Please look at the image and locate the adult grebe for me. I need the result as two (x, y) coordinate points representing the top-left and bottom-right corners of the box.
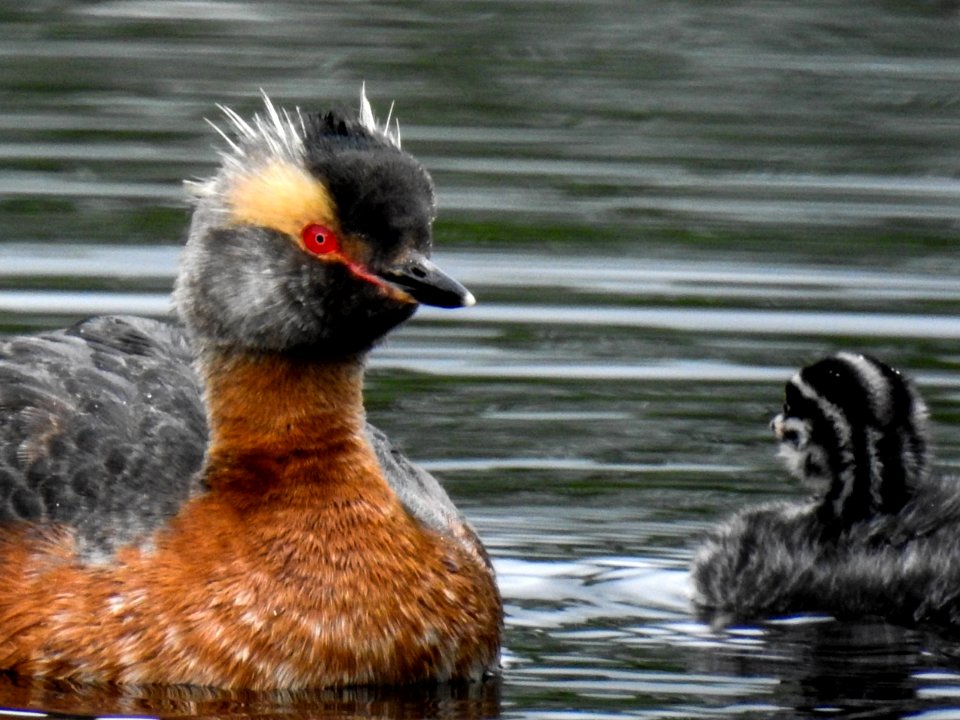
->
(0, 89), (502, 689)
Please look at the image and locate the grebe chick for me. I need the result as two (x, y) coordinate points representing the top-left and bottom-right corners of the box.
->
(0, 90), (501, 689)
(692, 352), (960, 628)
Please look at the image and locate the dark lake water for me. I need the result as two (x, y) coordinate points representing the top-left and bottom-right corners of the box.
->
(3, 1), (960, 718)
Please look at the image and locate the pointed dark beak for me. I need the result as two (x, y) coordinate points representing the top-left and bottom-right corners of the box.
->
(380, 255), (476, 309)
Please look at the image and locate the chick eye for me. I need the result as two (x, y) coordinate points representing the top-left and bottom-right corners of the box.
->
(301, 224), (340, 256)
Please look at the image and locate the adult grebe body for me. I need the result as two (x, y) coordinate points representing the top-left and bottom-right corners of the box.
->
(0, 90), (502, 689)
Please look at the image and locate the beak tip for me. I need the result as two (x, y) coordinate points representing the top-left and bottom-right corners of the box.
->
(380, 255), (475, 309)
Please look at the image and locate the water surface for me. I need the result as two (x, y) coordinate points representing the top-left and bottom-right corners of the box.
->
(2, 2), (960, 718)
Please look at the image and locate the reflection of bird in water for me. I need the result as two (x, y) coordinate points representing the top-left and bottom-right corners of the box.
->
(692, 352), (960, 628)
(685, 619), (928, 716)
(0, 89), (501, 689)
(0, 670), (504, 719)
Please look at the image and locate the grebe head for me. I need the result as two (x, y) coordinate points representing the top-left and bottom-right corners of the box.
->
(174, 88), (473, 359)
(771, 352), (929, 524)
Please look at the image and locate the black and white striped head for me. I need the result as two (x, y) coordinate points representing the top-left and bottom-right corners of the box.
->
(174, 88), (474, 360)
(771, 353), (929, 526)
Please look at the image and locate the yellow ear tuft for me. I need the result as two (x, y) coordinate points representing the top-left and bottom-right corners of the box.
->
(228, 161), (338, 240)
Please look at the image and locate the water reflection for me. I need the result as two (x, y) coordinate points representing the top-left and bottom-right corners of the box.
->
(0, 674), (502, 720)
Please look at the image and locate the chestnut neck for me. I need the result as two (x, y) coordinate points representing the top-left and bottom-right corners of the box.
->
(200, 348), (368, 466)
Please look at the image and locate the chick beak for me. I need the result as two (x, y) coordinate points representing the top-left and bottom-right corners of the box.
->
(770, 413), (784, 439)
(379, 254), (476, 309)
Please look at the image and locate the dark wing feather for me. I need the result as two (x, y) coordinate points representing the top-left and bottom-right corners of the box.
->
(367, 424), (494, 570)
(0, 316), (207, 560)
(0, 315), (477, 563)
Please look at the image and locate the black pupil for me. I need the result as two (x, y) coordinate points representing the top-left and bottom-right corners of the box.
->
(314, 232), (326, 244)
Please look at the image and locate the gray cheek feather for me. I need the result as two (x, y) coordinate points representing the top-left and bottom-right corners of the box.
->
(175, 227), (329, 354)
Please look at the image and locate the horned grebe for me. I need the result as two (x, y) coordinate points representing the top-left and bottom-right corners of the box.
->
(0, 89), (501, 689)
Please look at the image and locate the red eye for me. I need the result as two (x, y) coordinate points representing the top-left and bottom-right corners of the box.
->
(301, 224), (340, 255)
